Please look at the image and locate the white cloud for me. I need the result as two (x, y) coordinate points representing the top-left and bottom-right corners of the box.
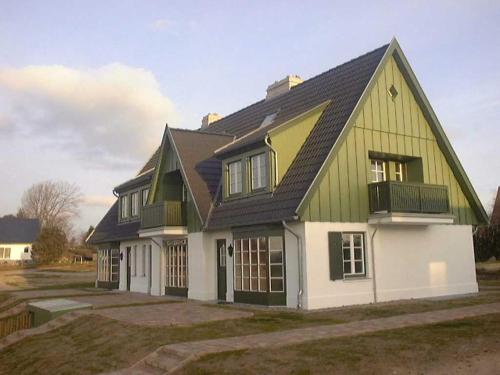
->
(0, 63), (178, 168)
(150, 19), (172, 31)
(82, 195), (116, 208)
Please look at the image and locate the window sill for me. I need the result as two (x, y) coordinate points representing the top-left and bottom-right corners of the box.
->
(341, 276), (371, 282)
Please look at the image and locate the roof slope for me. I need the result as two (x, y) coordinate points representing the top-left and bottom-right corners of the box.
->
(88, 201), (140, 244)
(206, 44), (389, 229)
(0, 217), (40, 243)
(491, 187), (500, 225)
(168, 128), (234, 223)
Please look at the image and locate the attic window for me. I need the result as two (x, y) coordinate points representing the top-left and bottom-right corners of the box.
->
(260, 112), (278, 128)
(388, 85), (398, 100)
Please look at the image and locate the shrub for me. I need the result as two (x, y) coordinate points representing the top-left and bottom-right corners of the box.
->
(31, 226), (68, 264)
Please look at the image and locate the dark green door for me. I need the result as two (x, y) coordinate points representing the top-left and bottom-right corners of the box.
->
(126, 247), (131, 291)
(216, 239), (227, 301)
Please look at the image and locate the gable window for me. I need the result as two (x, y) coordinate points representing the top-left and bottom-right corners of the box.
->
(120, 195), (129, 219)
(250, 153), (267, 190)
(394, 162), (405, 182)
(228, 160), (242, 195)
(142, 188), (149, 206)
(131, 192), (139, 217)
(370, 160), (386, 182)
(342, 233), (365, 276)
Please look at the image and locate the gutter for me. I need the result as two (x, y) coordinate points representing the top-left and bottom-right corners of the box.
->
(282, 220), (303, 309)
(369, 219), (381, 303)
(265, 135), (278, 188)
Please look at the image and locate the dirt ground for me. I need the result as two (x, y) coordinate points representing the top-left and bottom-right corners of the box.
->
(0, 263), (95, 291)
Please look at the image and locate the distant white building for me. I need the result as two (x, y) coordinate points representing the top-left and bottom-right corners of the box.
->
(0, 217), (40, 262)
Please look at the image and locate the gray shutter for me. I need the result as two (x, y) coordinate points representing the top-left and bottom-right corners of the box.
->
(328, 232), (344, 280)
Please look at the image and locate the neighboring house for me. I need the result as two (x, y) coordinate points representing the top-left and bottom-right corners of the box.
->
(0, 217), (40, 262)
(490, 187), (500, 225)
(89, 39), (488, 309)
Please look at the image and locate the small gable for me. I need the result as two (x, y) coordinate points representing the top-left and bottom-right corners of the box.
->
(299, 47), (486, 225)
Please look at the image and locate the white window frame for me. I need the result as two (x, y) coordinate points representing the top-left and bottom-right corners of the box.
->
(165, 239), (188, 288)
(120, 195), (129, 219)
(0, 247), (11, 259)
(142, 188), (149, 206)
(250, 153), (267, 191)
(131, 192), (139, 217)
(395, 162), (405, 182)
(342, 233), (366, 277)
(228, 160), (242, 195)
(371, 160), (386, 182)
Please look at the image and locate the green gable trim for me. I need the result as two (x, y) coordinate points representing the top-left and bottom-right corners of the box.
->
(297, 38), (488, 225)
(148, 126), (169, 205)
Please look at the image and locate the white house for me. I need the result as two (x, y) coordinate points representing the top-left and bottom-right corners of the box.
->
(0, 217), (40, 262)
(89, 39), (487, 309)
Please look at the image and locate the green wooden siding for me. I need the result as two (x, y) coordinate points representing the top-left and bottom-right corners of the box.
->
(269, 101), (330, 185)
(300, 56), (479, 225)
(148, 134), (203, 232)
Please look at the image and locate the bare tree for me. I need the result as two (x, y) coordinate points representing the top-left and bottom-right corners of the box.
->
(18, 181), (82, 233)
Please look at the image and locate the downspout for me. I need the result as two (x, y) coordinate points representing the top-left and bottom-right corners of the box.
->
(265, 135), (278, 188)
(370, 220), (381, 303)
(150, 237), (163, 295)
(282, 220), (303, 309)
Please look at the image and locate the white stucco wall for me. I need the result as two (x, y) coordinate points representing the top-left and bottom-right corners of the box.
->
(302, 222), (478, 310)
(187, 230), (232, 301)
(119, 239), (155, 294)
(0, 243), (32, 261)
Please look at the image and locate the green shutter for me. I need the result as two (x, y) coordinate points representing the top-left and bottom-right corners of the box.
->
(328, 232), (344, 280)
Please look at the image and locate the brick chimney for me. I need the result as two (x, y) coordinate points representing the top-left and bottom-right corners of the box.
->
(266, 75), (303, 100)
(201, 113), (223, 129)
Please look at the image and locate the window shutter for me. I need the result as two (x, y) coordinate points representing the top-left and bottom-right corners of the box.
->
(328, 232), (344, 280)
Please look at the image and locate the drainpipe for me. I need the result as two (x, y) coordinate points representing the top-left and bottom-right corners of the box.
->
(370, 220), (381, 303)
(282, 220), (303, 309)
(265, 135), (278, 188)
(150, 237), (163, 296)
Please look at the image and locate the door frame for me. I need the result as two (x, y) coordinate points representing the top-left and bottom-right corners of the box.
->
(216, 239), (227, 301)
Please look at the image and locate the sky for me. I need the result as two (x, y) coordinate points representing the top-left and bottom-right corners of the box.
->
(0, 0), (499, 234)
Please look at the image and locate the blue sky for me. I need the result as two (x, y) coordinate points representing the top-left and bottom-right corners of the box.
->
(0, 0), (499, 233)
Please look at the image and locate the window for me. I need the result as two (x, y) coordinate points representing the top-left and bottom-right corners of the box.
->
(228, 161), (242, 195)
(394, 162), (405, 182)
(142, 188), (149, 206)
(371, 160), (386, 182)
(165, 239), (188, 288)
(142, 244), (146, 277)
(131, 192), (139, 217)
(250, 153), (267, 191)
(219, 243), (226, 267)
(24, 247), (29, 253)
(259, 112), (278, 128)
(120, 195), (129, 219)
(342, 233), (365, 277)
(97, 249), (120, 282)
(0, 247), (11, 259)
(234, 235), (284, 293)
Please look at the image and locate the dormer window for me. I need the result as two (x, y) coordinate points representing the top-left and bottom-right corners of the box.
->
(228, 160), (242, 195)
(120, 195), (129, 219)
(131, 192), (139, 217)
(251, 153), (267, 190)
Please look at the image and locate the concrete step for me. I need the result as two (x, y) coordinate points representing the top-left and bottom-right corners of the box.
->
(144, 350), (186, 372)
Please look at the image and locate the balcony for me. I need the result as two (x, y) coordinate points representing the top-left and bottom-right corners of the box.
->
(368, 181), (453, 225)
(140, 201), (186, 230)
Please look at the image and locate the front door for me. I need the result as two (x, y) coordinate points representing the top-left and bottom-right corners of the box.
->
(216, 239), (227, 301)
(126, 247), (131, 291)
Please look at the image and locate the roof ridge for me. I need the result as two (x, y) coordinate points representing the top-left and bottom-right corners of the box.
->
(169, 127), (235, 138)
(204, 43), (390, 132)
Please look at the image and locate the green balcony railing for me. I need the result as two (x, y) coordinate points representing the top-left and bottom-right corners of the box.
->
(140, 201), (186, 229)
(368, 181), (449, 214)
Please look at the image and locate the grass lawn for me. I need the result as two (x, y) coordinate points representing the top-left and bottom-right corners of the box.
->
(0, 291), (499, 374)
(180, 313), (500, 374)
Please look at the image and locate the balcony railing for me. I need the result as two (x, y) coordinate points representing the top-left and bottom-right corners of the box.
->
(140, 201), (186, 229)
(368, 181), (449, 214)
